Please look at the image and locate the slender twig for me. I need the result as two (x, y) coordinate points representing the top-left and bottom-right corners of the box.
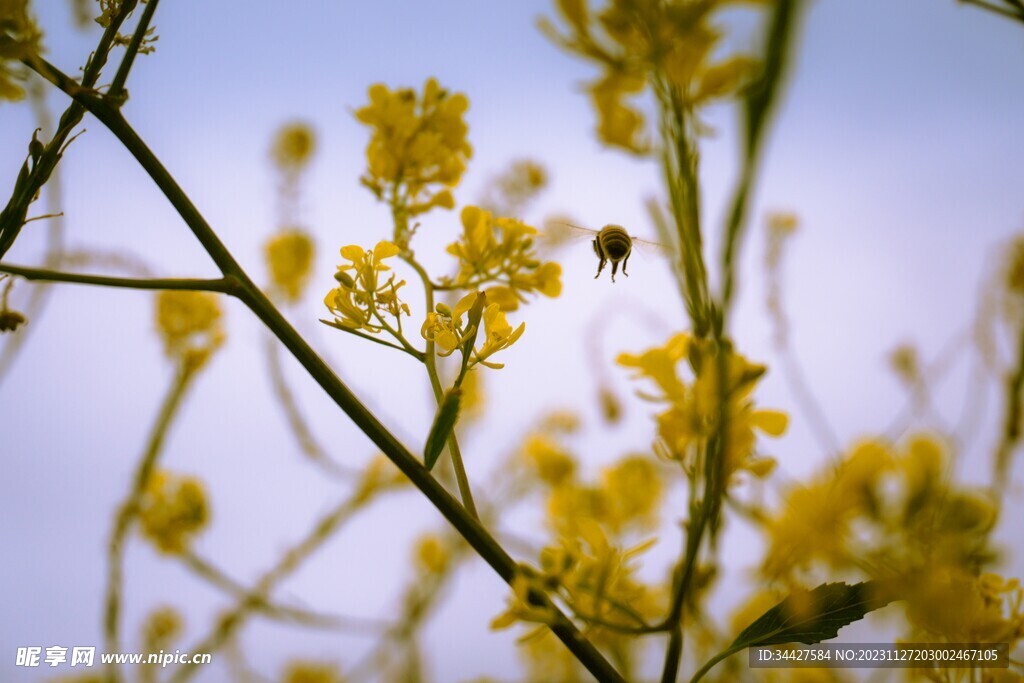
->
(108, 0), (161, 102)
(263, 334), (360, 478)
(0, 78), (65, 385)
(169, 494), (368, 683)
(403, 254), (481, 520)
(0, 262), (237, 294)
(105, 361), (196, 682)
(25, 56), (623, 683)
(960, 0), (1024, 22)
(181, 551), (386, 633)
(319, 317), (424, 361)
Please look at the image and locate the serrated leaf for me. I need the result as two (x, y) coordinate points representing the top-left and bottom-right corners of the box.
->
(424, 387), (462, 471)
(731, 581), (891, 649)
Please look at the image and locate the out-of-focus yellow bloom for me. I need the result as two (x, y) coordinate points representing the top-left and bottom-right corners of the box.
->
(543, 0), (761, 153)
(265, 229), (315, 302)
(138, 471), (209, 554)
(154, 291), (224, 369)
(522, 434), (576, 487)
(619, 334), (787, 483)
(270, 122), (316, 172)
(480, 159), (549, 216)
(324, 241), (410, 334)
(414, 533), (450, 575)
(355, 78), (471, 215)
(444, 206), (562, 309)
(493, 522), (657, 633)
(761, 433), (1010, 652)
(142, 606), (182, 650)
(0, 0), (41, 102)
(601, 456), (662, 531)
(353, 454), (409, 505)
(281, 660), (344, 683)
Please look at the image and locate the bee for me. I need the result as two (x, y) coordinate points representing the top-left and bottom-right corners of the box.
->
(555, 223), (666, 282)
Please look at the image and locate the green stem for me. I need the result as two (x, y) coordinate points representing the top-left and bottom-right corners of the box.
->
(105, 360), (196, 682)
(320, 317), (425, 361)
(404, 254), (480, 520)
(689, 645), (742, 683)
(27, 56), (622, 683)
(0, 262), (236, 294)
(108, 0), (160, 102)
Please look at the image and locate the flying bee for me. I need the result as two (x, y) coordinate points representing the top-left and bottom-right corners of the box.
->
(553, 223), (667, 282)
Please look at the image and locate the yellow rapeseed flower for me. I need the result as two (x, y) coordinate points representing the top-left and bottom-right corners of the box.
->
(281, 660), (345, 683)
(138, 471), (209, 554)
(324, 241), (410, 334)
(0, 0), (41, 102)
(265, 229), (315, 302)
(444, 206), (562, 309)
(270, 121), (317, 172)
(355, 78), (471, 214)
(154, 291), (224, 368)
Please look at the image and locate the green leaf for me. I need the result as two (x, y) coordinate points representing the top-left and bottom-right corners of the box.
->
(731, 581), (891, 649)
(424, 387), (462, 471)
(689, 581), (892, 683)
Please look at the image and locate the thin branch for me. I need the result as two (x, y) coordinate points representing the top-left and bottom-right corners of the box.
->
(320, 317), (425, 361)
(181, 551), (386, 633)
(960, 0), (1024, 23)
(105, 361), (196, 682)
(0, 262), (238, 295)
(108, 0), (161, 101)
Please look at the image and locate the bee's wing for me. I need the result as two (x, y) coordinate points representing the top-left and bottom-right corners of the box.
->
(630, 235), (672, 259)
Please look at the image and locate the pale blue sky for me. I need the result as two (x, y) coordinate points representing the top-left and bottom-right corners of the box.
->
(2, 1), (1023, 681)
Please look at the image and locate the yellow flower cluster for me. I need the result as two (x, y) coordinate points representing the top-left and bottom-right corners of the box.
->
(761, 435), (1023, 654)
(0, 0), (41, 102)
(271, 122), (316, 173)
(544, 0), (762, 153)
(355, 78), (470, 215)
(323, 241), (409, 334)
(154, 291), (224, 369)
(420, 291), (525, 369)
(618, 333), (786, 482)
(281, 660), (345, 683)
(265, 229), (315, 302)
(141, 606), (182, 651)
(492, 521), (658, 632)
(413, 533), (451, 575)
(138, 471), (209, 554)
(481, 159), (549, 216)
(444, 206), (562, 310)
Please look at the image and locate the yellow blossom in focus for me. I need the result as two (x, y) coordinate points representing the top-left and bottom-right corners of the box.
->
(420, 291), (526, 368)
(0, 0), (41, 102)
(265, 229), (315, 302)
(444, 206), (562, 309)
(323, 241), (410, 334)
(154, 291), (224, 368)
(138, 471), (209, 554)
(355, 78), (471, 215)
(271, 122), (316, 172)
(281, 660), (344, 683)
